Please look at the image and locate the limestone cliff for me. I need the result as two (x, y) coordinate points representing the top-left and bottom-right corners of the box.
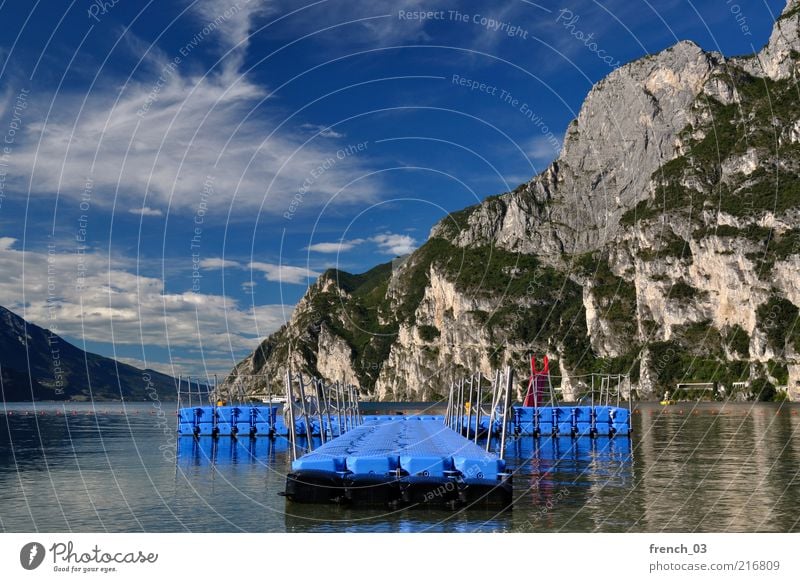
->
(224, 2), (800, 402)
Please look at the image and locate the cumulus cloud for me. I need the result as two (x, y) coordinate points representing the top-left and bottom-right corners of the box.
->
(0, 244), (290, 355)
(371, 233), (417, 255)
(200, 257), (241, 269)
(248, 261), (321, 284)
(0, 237), (16, 251)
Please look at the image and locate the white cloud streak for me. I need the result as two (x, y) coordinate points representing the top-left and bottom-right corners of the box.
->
(128, 206), (164, 216)
(248, 261), (321, 284)
(305, 239), (365, 253)
(200, 257), (241, 269)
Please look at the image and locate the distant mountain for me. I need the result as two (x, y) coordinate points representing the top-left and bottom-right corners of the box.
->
(223, 1), (800, 402)
(0, 305), (178, 402)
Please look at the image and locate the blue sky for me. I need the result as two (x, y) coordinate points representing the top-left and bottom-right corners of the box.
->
(0, 0), (788, 379)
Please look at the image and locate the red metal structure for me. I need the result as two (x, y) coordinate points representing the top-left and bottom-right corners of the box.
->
(523, 355), (549, 407)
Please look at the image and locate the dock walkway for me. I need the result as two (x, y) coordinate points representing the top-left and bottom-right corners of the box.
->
(284, 417), (512, 508)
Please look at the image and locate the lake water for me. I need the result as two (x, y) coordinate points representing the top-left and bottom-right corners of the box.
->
(1, 401), (798, 532)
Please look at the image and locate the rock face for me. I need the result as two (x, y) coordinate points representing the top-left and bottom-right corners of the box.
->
(224, 3), (800, 402)
(740, 0), (800, 80)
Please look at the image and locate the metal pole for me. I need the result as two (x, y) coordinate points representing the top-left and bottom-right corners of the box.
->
(356, 386), (362, 426)
(315, 379), (326, 444)
(485, 370), (500, 453)
(176, 375), (181, 433)
(335, 381), (343, 436)
(454, 379), (461, 433)
(353, 385), (360, 426)
(344, 384), (351, 432)
(499, 366), (513, 461)
(285, 371), (297, 461)
(297, 373), (314, 448)
(444, 382), (453, 428)
(591, 375), (595, 434)
(474, 374), (482, 444)
(466, 373), (474, 438)
(323, 381), (334, 439)
(458, 378), (465, 434)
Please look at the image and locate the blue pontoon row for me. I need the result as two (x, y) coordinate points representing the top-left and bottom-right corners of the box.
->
(510, 406), (631, 436)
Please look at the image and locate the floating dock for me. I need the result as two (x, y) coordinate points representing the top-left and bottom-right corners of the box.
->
(175, 366), (632, 510)
(283, 417), (512, 508)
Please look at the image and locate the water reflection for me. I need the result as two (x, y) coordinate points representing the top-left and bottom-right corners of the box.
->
(1, 402), (798, 532)
(176, 436), (291, 466)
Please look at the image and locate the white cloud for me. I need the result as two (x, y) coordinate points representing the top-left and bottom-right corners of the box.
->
(526, 134), (563, 163)
(0, 237), (16, 251)
(116, 355), (246, 378)
(200, 257), (241, 269)
(371, 233), (417, 255)
(128, 206), (163, 216)
(305, 239), (364, 253)
(4, 2), (378, 218)
(0, 244), (290, 355)
(248, 261), (321, 285)
(300, 123), (345, 139)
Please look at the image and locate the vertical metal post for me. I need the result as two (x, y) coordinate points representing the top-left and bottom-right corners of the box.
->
(485, 370), (500, 453)
(323, 381), (333, 440)
(590, 375), (596, 434)
(466, 373), (474, 438)
(474, 374), (482, 444)
(444, 382), (453, 428)
(499, 366), (513, 461)
(268, 387), (274, 435)
(454, 379), (461, 433)
(285, 371), (297, 461)
(458, 378), (465, 434)
(353, 385), (360, 426)
(297, 373), (314, 448)
(315, 379), (326, 444)
(175, 375), (181, 433)
(344, 385), (351, 432)
(334, 381), (343, 436)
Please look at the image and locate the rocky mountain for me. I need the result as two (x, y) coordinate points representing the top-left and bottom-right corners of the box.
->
(223, 1), (800, 402)
(0, 305), (179, 401)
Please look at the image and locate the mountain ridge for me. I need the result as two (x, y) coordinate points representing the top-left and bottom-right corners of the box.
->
(0, 304), (179, 402)
(222, 1), (800, 403)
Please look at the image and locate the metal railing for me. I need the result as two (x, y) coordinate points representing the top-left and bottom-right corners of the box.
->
(443, 366), (513, 461)
(284, 369), (362, 460)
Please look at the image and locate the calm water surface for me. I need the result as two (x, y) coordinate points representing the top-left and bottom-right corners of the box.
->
(1, 401), (798, 532)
